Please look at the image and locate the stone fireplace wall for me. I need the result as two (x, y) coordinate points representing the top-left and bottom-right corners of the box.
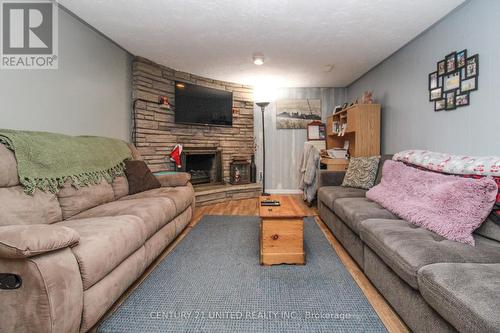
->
(132, 57), (254, 182)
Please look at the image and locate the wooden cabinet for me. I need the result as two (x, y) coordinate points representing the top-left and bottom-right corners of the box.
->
(323, 104), (381, 163)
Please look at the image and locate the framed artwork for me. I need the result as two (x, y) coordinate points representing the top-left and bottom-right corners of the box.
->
(307, 121), (326, 140)
(429, 49), (478, 111)
(437, 60), (446, 75)
(276, 99), (321, 129)
(333, 105), (343, 114)
(456, 93), (470, 107)
(445, 91), (456, 110)
(461, 76), (478, 92)
(456, 49), (467, 68)
(443, 72), (460, 92)
(466, 54), (479, 78)
(429, 72), (438, 90)
(445, 52), (456, 73)
(435, 99), (446, 111)
(430, 88), (442, 101)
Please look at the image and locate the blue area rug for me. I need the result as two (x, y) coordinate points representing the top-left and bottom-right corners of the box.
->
(98, 216), (387, 333)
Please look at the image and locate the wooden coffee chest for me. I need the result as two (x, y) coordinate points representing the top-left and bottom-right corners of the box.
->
(259, 195), (307, 265)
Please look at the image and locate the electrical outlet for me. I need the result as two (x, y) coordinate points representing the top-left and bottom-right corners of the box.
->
(259, 171), (263, 182)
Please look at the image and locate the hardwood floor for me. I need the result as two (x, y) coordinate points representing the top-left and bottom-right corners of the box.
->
(191, 195), (317, 224)
(192, 196), (410, 333)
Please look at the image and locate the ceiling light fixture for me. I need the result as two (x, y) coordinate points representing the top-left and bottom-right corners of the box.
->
(253, 53), (265, 66)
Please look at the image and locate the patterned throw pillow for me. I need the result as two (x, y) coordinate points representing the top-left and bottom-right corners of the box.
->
(342, 156), (381, 190)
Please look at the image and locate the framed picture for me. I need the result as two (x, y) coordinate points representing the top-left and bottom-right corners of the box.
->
(438, 75), (443, 87)
(307, 121), (326, 140)
(443, 72), (460, 92)
(466, 54), (479, 78)
(461, 76), (478, 92)
(445, 52), (456, 73)
(429, 87), (442, 101)
(276, 99), (321, 129)
(456, 93), (470, 107)
(333, 105), (343, 114)
(456, 49), (467, 68)
(445, 91), (456, 110)
(341, 102), (348, 109)
(429, 72), (438, 90)
(435, 99), (446, 111)
(437, 60), (446, 75)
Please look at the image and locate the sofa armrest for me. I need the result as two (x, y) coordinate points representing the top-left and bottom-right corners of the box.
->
(155, 172), (191, 187)
(317, 170), (346, 188)
(0, 248), (83, 332)
(0, 224), (80, 259)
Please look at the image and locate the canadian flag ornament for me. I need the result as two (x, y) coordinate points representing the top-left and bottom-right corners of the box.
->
(169, 144), (183, 168)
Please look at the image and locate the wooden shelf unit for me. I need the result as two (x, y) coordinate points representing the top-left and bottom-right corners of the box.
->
(322, 104), (381, 170)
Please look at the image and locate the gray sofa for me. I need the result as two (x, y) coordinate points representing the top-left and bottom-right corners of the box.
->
(317, 156), (500, 333)
(0, 143), (195, 333)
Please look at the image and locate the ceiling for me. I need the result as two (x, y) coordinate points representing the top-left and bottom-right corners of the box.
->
(60, 0), (464, 88)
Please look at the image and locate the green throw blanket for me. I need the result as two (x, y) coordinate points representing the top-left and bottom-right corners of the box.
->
(0, 129), (132, 194)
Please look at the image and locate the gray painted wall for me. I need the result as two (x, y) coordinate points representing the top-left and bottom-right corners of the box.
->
(347, 0), (499, 156)
(0, 8), (132, 141)
(254, 88), (346, 192)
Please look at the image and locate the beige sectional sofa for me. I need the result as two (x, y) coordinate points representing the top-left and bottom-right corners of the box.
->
(0, 143), (195, 333)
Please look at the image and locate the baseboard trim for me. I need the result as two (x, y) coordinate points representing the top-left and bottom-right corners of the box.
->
(266, 189), (303, 194)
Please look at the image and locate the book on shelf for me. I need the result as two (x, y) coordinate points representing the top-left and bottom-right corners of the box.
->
(340, 124), (347, 136)
(332, 121), (340, 134)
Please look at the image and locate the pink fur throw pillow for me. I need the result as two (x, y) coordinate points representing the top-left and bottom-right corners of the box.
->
(366, 160), (498, 245)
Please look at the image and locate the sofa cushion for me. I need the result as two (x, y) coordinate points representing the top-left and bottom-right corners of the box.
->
(374, 154), (393, 186)
(360, 218), (500, 289)
(111, 176), (129, 200)
(334, 197), (398, 234)
(0, 144), (19, 187)
(57, 179), (115, 219)
(80, 246), (146, 332)
(127, 143), (143, 161)
(0, 186), (62, 226)
(475, 217), (500, 242)
(120, 184), (194, 216)
(418, 263), (500, 333)
(69, 197), (177, 238)
(59, 215), (147, 290)
(317, 186), (366, 209)
(124, 160), (161, 195)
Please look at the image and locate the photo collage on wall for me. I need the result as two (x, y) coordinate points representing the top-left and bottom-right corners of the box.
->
(429, 49), (479, 111)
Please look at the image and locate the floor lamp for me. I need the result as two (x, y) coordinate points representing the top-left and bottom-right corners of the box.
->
(256, 102), (270, 196)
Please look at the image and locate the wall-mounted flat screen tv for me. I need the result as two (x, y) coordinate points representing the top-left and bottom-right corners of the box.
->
(174, 82), (233, 126)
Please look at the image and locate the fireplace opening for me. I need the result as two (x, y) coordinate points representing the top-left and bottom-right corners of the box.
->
(181, 148), (223, 185)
